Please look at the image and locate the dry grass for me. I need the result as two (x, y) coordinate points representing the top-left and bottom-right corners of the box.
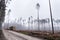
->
(13, 30), (60, 40)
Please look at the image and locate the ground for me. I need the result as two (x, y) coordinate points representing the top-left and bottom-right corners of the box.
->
(0, 30), (6, 40)
(3, 30), (44, 40)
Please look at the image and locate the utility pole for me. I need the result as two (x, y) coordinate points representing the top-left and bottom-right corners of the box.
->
(36, 3), (40, 31)
(49, 0), (54, 34)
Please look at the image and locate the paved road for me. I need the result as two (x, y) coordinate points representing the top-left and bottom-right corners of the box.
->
(3, 30), (44, 40)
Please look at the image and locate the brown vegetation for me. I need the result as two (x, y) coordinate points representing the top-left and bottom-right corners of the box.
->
(13, 30), (60, 40)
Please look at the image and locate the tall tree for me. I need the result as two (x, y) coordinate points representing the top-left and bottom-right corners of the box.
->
(36, 3), (40, 31)
(0, 0), (6, 40)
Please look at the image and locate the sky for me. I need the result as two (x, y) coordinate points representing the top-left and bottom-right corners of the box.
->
(4, 0), (60, 23)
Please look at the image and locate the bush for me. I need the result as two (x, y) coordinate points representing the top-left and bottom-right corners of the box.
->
(47, 36), (55, 40)
(55, 38), (60, 40)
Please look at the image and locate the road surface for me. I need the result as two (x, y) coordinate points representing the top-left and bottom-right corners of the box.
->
(3, 30), (44, 40)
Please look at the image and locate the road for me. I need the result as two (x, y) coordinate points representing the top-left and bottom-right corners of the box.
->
(3, 30), (44, 40)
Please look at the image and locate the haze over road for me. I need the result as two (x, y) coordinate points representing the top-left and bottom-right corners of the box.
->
(3, 30), (44, 40)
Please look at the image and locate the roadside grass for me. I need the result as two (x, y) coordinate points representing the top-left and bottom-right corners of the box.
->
(12, 30), (60, 40)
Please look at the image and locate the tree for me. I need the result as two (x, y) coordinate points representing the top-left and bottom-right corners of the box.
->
(40, 19), (47, 31)
(0, 0), (11, 40)
(55, 19), (60, 31)
(20, 17), (22, 25)
(30, 16), (33, 30)
(0, 0), (6, 40)
(47, 18), (50, 32)
(28, 17), (30, 30)
(36, 3), (40, 31)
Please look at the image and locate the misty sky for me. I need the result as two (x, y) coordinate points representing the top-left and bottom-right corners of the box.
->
(5, 0), (60, 22)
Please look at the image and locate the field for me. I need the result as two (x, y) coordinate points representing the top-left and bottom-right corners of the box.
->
(11, 30), (60, 40)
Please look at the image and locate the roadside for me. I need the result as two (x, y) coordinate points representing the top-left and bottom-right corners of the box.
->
(3, 30), (44, 40)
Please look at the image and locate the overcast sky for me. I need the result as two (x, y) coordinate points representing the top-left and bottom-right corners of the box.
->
(5, 0), (60, 22)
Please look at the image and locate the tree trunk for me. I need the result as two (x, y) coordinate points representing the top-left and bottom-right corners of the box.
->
(0, 22), (6, 40)
(0, 0), (6, 40)
(0, 30), (6, 40)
